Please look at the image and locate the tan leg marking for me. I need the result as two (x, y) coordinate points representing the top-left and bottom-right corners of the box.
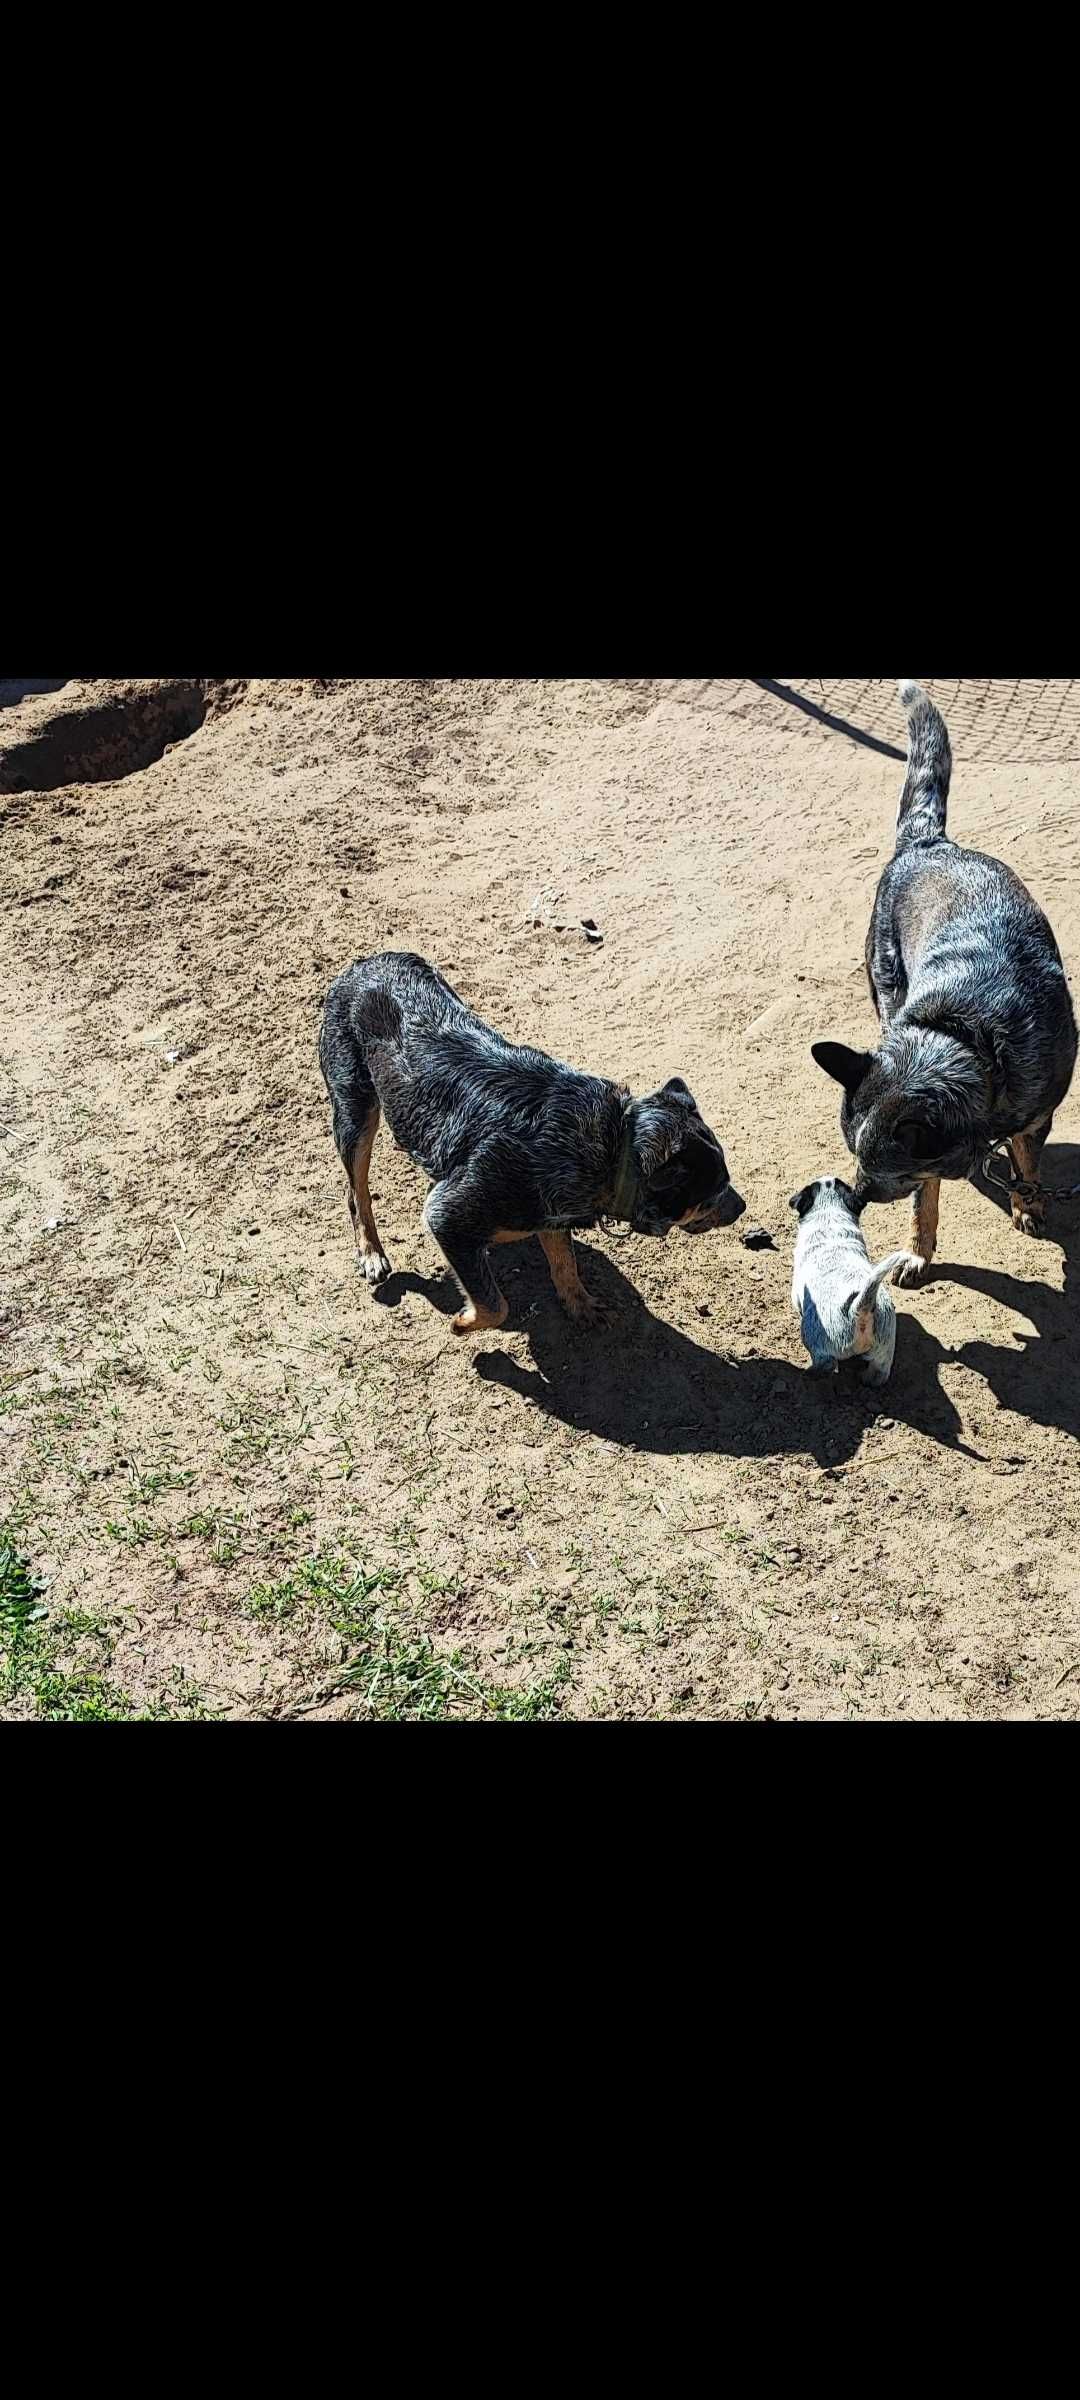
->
(538, 1229), (606, 1327)
(1006, 1134), (1045, 1237)
(349, 1113), (391, 1285)
(893, 1176), (940, 1287)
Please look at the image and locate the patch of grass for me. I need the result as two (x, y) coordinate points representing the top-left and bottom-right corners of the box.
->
(482, 1672), (566, 1721)
(2, 1562), (215, 1721)
(243, 1547), (400, 1627)
(245, 1544), (568, 1723)
(177, 1510), (221, 1541)
(126, 1465), (196, 1507)
(103, 1516), (157, 1548)
(336, 1628), (477, 1720)
(0, 1527), (48, 1647)
(32, 1668), (135, 1723)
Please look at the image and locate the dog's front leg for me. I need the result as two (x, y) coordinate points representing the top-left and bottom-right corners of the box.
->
(1006, 1133), (1046, 1237)
(422, 1182), (509, 1336)
(538, 1229), (606, 1327)
(893, 1177), (939, 1285)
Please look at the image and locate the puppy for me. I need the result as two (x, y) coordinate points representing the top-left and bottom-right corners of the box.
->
(319, 952), (745, 1334)
(790, 1177), (920, 1384)
(812, 679), (1077, 1284)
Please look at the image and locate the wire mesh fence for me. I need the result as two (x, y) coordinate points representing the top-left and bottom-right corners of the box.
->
(609, 679), (1080, 765)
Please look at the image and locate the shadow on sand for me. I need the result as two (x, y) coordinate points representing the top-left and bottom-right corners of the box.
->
(370, 1145), (1080, 1461)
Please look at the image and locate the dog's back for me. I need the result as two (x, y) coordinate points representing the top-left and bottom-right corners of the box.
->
(867, 685), (1077, 1117)
(319, 950), (617, 1189)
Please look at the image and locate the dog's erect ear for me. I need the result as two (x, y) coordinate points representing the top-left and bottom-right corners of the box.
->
(811, 1041), (873, 1096)
(789, 1182), (819, 1217)
(660, 1077), (695, 1108)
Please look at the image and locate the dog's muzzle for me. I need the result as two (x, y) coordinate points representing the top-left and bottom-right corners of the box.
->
(684, 1184), (746, 1232)
(853, 1170), (919, 1207)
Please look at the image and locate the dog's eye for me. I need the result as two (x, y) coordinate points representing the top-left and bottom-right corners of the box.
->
(897, 1118), (939, 1158)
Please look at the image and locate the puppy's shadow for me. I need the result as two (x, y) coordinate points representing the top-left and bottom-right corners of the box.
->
(469, 1241), (976, 1464)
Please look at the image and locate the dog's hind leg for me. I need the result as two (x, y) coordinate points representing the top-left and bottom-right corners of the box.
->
(423, 1181), (509, 1336)
(538, 1229), (606, 1328)
(1006, 1127), (1049, 1237)
(859, 1309), (896, 1388)
(893, 1177), (940, 1285)
(347, 1104), (392, 1286)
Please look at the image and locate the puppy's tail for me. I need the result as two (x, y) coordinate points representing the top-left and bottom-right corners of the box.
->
(895, 680), (952, 849)
(848, 1251), (921, 1351)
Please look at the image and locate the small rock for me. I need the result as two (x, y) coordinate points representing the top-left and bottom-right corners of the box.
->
(580, 918), (604, 945)
(740, 1223), (776, 1251)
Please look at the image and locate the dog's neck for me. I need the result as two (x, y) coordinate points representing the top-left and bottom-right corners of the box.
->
(609, 1112), (640, 1223)
(890, 1017), (992, 1107)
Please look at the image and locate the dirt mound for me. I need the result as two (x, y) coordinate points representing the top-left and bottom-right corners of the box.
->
(0, 678), (254, 794)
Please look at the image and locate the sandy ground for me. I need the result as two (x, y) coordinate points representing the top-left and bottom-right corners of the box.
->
(2, 676), (1079, 1721)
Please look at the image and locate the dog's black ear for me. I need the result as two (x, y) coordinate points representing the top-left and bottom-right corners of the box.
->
(811, 1041), (873, 1096)
(789, 1182), (818, 1217)
(660, 1077), (695, 1108)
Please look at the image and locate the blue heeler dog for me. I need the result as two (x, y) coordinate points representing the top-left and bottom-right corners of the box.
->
(811, 681), (1077, 1284)
(319, 952), (745, 1334)
(790, 1176), (920, 1384)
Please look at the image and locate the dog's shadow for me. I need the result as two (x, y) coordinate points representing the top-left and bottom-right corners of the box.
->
(933, 1140), (1080, 1444)
(374, 1147), (1080, 1458)
(441, 1241), (983, 1465)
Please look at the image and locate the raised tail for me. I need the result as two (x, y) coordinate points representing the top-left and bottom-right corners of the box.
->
(895, 679), (952, 849)
(849, 1251), (922, 1350)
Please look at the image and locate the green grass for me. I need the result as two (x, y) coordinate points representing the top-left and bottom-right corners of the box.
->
(244, 1548), (401, 1627)
(1, 1532), (213, 1723)
(0, 1527), (48, 1645)
(241, 1545), (568, 1722)
(31, 1668), (135, 1723)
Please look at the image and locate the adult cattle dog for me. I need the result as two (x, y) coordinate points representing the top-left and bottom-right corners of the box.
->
(319, 952), (744, 1334)
(812, 680), (1077, 1284)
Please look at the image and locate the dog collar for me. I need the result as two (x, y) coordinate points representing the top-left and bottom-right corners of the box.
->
(610, 1116), (639, 1223)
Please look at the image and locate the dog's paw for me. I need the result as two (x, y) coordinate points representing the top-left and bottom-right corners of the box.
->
(451, 1299), (509, 1336)
(357, 1247), (392, 1285)
(1012, 1204), (1044, 1238)
(892, 1255), (928, 1287)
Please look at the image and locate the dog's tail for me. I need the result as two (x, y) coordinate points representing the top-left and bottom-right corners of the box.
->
(895, 680), (952, 849)
(848, 1251), (921, 1351)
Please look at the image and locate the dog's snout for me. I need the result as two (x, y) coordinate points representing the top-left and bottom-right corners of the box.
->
(681, 1185), (746, 1233)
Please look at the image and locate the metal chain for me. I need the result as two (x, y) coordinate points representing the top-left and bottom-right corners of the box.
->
(981, 1139), (1080, 1208)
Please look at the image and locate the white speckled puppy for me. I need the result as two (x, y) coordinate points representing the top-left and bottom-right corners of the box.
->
(790, 1176), (921, 1385)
